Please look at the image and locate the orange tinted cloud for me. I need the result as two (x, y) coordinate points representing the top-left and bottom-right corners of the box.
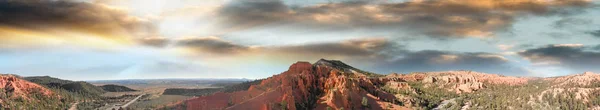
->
(0, 0), (157, 49)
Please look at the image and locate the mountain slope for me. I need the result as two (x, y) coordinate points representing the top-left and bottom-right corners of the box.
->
(60, 81), (105, 95)
(99, 84), (137, 92)
(24, 76), (105, 98)
(0, 74), (70, 109)
(181, 59), (408, 110)
(176, 59), (600, 110)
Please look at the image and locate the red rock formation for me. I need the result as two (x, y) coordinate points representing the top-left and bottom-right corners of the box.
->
(387, 71), (530, 93)
(184, 60), (408, 110)
(545, 72), (600, 87)
(186, 61), (321, 110)
(0, 74), (54, 101)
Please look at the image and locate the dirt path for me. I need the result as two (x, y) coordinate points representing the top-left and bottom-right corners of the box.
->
(122, 94), (144, 108)
(106, 94), (144, 110)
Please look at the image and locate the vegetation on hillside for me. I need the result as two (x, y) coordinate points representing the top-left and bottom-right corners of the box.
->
(25, 76), (105, 98)
(60, 81), (106, 96)
(379, 78), (600, 110)
(0, 87), (73, 109)
(99, 84), (137, 92)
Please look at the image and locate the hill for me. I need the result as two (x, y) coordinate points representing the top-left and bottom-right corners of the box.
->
(24, 76), (72, 88)
(172, 59), (600, 110)
(24, 76), (105, 98)
(99, 84), (137, 92)
(60, 81), (105, 96)
(0, 74), (72, 109)
(178, 59), (408, 110)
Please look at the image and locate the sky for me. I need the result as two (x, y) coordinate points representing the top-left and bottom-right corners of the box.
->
(1, 0), (600, 80)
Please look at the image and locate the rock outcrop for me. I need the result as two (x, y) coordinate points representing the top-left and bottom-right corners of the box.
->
(182, 60), (537, 109)
(184, 59), (408, 110)
(545, 72), (600, 87)
(0, 74), (54, 100)
(387, 71), (529, 93)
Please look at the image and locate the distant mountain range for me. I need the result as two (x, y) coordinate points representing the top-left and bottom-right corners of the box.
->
(3, 59), (600, 109)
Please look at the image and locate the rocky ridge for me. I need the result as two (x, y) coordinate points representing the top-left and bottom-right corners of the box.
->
(385, 71), (529, 93)
(178, 59), (553, 110)
(0, 74), (54, 100)
(183, 59), (408, 110)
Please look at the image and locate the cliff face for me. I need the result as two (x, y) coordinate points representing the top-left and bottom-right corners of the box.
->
(184, 59), (408, 110)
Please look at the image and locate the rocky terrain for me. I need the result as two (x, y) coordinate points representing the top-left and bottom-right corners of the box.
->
(170, 59), (600, 110)
(0, 74), (68, 109)
(387, 71), (529, 94)
(0, 75), (54, 99)
(3, 59), (600, 110)
(177, 59), (407, 110)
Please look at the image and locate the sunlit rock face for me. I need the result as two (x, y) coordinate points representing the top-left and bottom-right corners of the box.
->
(184, 59), (408, 110)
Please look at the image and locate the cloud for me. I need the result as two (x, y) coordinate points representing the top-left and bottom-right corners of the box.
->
(587, 30), (600, 38)
(173, 36), (253, 56)
(137, 37), (170, 47)
(592, 45), (600, 51)
(217, 0), (592, 38)
(217, 0), (291, 31)
(170, 36), (527, 75)
(0, 0), (157, 48)
(267, 38), (406, 60)
(171, 36), (404, 60)
(497, 44), (514, 51)
(552, 17), (593, 29)
(518, 44), (600, 72)
(372, 50), (528, 75)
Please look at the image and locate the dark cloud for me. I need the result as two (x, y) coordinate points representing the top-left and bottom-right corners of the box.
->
(543, 32), (571, 39)
(587, 30), (600, 38)
(218, 0), (291, 30)
(0, 0), (157, 38)
(217, 0), (592, 38)
(269, 38), (406, 59)
(173, 37), (404, 59)
(137, 37), (170, 48)
(371, 50), (528, 75)
(174, 37), (251, 55)
(592, 45), (600, 51)
(177, 37), (527, 75)
(552, 17), (593, 29)
(518, 44), (600, 72)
